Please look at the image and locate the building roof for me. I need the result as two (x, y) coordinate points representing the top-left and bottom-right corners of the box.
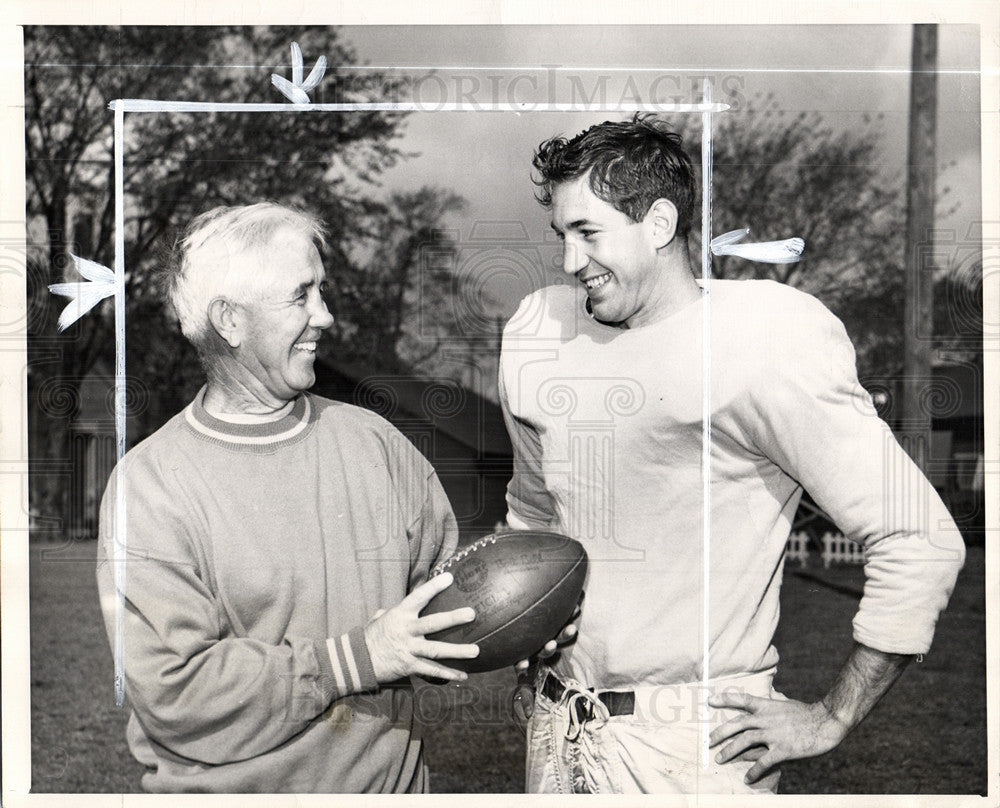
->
(313, 357), (513, 458)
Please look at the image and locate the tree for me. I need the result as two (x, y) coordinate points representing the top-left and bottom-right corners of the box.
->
(24, 25), (442, 532)
(329, 187), (468, 373)
(933, 259), (983, 369)
(670, 95), (913, 381)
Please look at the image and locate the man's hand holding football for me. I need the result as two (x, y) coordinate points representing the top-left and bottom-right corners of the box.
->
(364, 572), (479, 684)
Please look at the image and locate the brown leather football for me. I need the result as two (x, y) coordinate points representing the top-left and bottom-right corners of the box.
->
(422, 530), (587, 673)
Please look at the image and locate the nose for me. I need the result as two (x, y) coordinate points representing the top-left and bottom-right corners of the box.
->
(562, 239), (589, 275)
(310, 296), (335, 330)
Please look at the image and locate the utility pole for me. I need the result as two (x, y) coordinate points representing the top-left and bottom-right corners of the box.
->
(902, 23), (938, 472)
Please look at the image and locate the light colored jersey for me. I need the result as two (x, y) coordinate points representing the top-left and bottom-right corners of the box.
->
(97, 390), (457, 792)
(500, 279), (964, 690)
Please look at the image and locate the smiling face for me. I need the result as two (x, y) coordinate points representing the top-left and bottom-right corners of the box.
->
(550, 174), (673, 329)
(225, 227), (334, 409)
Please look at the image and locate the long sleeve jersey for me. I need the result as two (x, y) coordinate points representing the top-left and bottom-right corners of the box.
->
(96, 390), (457, 792)
(499, 280), (965, 690)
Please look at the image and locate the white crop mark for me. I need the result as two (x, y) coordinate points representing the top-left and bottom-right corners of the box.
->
(270, 41), (327, 104)
(710, 227), (805, 264)
(47, 254), (120, 332)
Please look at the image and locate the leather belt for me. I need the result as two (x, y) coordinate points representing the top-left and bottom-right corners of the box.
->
(539, 669), (635, 719)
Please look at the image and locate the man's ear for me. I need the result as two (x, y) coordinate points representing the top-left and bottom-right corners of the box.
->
(207, 298), (241, 349)
(646, 198), (678, 249)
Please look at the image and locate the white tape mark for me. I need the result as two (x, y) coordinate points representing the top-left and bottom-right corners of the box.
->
(700, 77), (714, 771)
(113, 102), (127, 708)
(711, 227), (805, 264)
(109, 99), (731, 114)
(38, 63), (979, 75)
(270, 41), (327, 104)
(47, 254), (119, 331)
(320, 66), (979, 75)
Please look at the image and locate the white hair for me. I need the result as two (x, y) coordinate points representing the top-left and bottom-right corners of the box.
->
(168, 202), (328, 354)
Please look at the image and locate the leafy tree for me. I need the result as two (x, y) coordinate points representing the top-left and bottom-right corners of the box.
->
(329, 187), (468, 373)
(671, 94), (960, 380)
(24, 25), (451, 530)
(933, 258), (984, 369)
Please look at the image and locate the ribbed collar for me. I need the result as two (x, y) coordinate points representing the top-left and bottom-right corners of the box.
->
(183, 386), (315, 452)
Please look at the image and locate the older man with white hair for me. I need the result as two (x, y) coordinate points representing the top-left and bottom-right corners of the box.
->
(96, 202), (479, 793)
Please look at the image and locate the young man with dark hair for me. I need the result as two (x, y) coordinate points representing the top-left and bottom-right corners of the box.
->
(500, 115), (964, 794)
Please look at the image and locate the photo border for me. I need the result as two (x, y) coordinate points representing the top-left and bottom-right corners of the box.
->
(2, 3), (997, 807)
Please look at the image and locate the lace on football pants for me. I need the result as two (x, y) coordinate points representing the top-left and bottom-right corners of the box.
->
(564, 688), (610, 741)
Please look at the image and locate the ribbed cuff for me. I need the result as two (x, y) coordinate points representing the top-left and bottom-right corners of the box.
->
(318, 627), (379, 699)
(852, 620), (934, 656)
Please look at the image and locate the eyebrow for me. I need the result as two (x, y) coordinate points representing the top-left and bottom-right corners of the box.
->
(287, 279), (318, 298)
(550, 218), (596, 234)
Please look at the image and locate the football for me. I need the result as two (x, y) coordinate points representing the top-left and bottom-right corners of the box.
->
(422, 530), (587, 673)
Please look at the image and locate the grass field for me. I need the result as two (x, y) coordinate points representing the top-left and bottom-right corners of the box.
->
(27, 538), (986, 794)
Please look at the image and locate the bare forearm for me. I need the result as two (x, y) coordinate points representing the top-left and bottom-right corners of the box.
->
(821, 641), (913, 734)
(710, 641), (914, 782)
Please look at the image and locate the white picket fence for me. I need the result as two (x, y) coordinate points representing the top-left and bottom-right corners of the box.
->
(820, 532), (866, 567)
(785, 531), (811, 567)
(785, 531), (865, 568)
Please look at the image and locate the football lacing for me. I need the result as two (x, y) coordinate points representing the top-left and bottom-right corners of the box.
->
(431, 531), (503, 575)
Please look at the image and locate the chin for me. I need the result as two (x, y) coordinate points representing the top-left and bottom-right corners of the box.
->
(286, 374), (315, 396)
(592, 304), (622, 324)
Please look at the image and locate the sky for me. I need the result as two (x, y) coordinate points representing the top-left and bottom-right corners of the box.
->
(331, 24), (984, 316)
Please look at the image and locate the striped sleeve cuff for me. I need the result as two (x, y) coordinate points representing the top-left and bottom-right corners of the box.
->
(317, 627), (379, 699)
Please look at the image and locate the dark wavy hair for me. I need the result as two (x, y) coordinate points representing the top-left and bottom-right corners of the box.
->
(532, 113), (696, 238)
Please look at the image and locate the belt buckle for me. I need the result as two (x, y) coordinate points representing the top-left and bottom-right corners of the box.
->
(540, 670), (562, 704)
(572, 691), (595, 723)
